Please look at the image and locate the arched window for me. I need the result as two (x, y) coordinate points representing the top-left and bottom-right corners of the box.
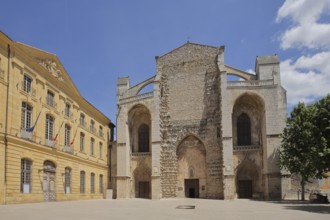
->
(21, 102), (32, 129)
(21, 158), (32, 193)
(138, 124), (149, 152)
(65, 167), (71, 194)
(237, 113), (251, 146)
(80, 171), (85, 193)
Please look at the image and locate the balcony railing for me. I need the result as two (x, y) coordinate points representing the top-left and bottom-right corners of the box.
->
(65, 111), (74, 119)
(90, 126), (96, 133)
(20, 129), (33, 141)
(45, 139), (55, 148)
(98, 130), (104, 138)
(132, 152), (151, 157)
(233, 145), (260, 151)
(46, 97), (57, 109)
(80, 120), (86, 128)
(0, 68), (4, 79)
(227, 80), (274, 87)
(21, 82), (36, 97)
(63, 145), (74, 154)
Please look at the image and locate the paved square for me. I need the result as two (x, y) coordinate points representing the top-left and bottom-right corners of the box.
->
(0, 199), (329, 220)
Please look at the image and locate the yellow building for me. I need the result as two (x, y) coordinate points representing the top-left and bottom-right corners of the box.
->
(0, 32), (113, 204)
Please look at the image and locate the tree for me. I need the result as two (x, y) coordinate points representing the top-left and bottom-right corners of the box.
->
(313, 94), (330, 171)
(280, 95), (330, 201)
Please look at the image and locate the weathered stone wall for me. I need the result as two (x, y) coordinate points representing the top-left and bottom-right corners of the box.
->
(158, 43), (224, 199)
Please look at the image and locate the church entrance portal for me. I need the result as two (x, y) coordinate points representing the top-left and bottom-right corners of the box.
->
(185, 179), (199, 198)
(238, 180), (252, 198)
(138, 181), (150, 198)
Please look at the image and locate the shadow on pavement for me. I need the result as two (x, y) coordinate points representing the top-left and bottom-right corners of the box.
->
(253, 200), (330, 214)
(282, 205), (330, 214)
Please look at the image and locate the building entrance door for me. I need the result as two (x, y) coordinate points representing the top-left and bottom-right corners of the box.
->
(184, 179), (199, 198)
(238, 180), (252, 198)
(138, 181), (150, 199)
(43, 161), (56, 202)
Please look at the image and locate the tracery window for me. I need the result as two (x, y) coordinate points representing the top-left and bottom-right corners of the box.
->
(237, 113), (251, 145)
(138, 124), (149, 152)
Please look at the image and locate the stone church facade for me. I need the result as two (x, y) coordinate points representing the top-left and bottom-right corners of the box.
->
(116, 42), (287, 200)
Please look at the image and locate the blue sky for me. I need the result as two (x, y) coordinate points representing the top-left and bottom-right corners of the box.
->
(1, 0), (329, 122)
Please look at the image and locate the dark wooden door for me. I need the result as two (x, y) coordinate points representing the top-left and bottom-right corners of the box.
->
(184, 179), (199, 198)
(138, 181), (150, 199)
(238, 180), (252, 198)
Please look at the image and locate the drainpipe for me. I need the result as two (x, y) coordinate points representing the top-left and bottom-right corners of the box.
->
(4, 44), (11, 204)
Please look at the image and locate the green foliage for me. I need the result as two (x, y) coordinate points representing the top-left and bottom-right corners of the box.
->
(280, 95), (330, 182)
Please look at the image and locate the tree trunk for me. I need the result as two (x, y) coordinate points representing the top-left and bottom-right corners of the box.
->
(301, 180), (305, 201)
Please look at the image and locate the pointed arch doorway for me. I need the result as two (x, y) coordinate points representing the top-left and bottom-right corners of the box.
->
(43, 160), (56, 202)
(177, 135), (206, 198)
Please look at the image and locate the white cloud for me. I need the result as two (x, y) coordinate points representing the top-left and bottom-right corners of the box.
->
(277, 0), (330, 106)
(246, 69), (256, 75)
(277, 0), (330, 50)
(280, 23), (330, 49)
(276, 0), (330, 24)
(281, 54), (330, 105)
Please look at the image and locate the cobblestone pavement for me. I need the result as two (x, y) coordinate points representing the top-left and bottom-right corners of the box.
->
(0, 199), (329, 220)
